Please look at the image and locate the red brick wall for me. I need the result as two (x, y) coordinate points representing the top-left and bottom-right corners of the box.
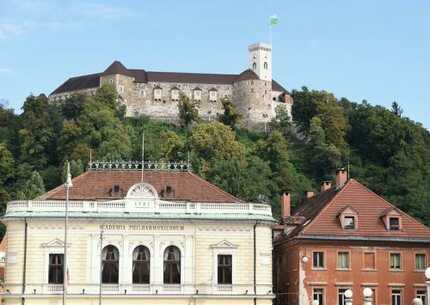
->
(275, 240), (429, 305)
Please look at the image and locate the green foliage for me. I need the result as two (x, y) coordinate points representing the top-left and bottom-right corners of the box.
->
(1, 83), (430, 237)
(218, 97), (242, 129)
(16, 171), (45, 200)
(178, 94), (199, 128)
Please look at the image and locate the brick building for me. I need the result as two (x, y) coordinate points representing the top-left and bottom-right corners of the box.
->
(274, 169), (430, 305)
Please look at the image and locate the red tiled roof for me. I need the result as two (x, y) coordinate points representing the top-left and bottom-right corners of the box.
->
(38, 170), (242, 203)
(290, 179), (430, 239)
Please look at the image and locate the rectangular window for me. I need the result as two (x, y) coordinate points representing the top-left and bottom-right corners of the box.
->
(364, 252), (376, 270)
(391, 289), (402, 305)
(209, 90), (218, 101)
(48, 254), (64, 284)
(217, 255), (232, 285)
(344, 216), (356, 229)
(313, 288), (324, 305)
(154, 89), (162, 100)
(171, 90), (179, 101)
(390, 253), (401, 270)
(416, 289), (426, 305)
(389, 217), (400, 230)
(337, 252), (350, 269)
(338, 288), (350, 305)
(415, 253), (427, 270)
(194, 90), (201, 100)
(313, 252), (325, 269)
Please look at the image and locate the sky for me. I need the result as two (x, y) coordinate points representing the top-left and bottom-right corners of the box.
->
(0, 0), (429, 129)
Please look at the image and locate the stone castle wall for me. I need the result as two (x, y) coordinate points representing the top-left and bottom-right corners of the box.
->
(50, 75), (291, 127)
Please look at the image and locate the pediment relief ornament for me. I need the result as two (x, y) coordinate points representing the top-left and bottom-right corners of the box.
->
(41, 238), (71, 248)
(210, 240), (238, 249)
(126, 182), (159, 200)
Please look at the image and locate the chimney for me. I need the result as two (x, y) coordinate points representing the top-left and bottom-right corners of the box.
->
(321, 181), (332, 192)
(281, 192), (291, 219)
(336, 168), (348, 188)
(305, 191), (315, 199)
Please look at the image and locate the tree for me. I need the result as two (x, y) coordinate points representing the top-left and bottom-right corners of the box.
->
(218, 97), (242, 129)
(391, 101), (403, 117)
(269, 105), (293, 136)
(178, 95), (199, 128)
(17, 171), (46, 200)
(159, 130), (184, 160)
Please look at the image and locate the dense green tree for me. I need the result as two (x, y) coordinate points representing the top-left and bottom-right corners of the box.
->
(17, 171), (45, 200)
(218, 97), (242, 129)
(178, 95), (199, 128)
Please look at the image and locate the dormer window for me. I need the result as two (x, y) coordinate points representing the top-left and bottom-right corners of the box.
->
(344, 216), (356, 230)
(382, 208), (402, 231)
(389, 217), (400, 231)
(338, 206), (358, 230)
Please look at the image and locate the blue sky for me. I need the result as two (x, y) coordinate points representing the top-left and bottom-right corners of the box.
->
(0, 0), (429, 129)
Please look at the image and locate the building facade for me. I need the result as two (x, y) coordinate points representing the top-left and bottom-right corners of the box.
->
(274, 169), (430, 305)
(49, 43), (293, 127)
(2, 161), (275, 305)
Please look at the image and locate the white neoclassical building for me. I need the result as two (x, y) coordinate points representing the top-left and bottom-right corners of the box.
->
(1, 161), (275, 305)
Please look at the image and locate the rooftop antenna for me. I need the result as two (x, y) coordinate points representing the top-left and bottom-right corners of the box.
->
(89, 149), (92, 164)
(141, 132), (145, 182)
(187, 151), (190, 172)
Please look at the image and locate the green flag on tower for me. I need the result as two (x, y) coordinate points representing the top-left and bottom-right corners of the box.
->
(269, 14), (279, 26)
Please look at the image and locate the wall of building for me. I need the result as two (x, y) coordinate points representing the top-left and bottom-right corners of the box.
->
(275, 241), (430, 305)
(3, 218), (273, 304)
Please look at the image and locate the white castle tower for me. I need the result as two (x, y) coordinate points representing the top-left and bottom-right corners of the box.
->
(248, 42), (272, 81)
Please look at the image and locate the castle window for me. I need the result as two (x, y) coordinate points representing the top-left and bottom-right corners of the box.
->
(209, 90), (218, 102)
(171, 89), (179, 101)
(139, 90), (146, 97)
(264, 62), (268, 69)
(102, 245), (119, 284)
(153, 88), (162, 101)
(252, 62), (257, 70)
(193, 89), (202, 101)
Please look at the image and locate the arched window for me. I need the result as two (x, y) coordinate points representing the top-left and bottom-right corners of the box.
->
(102, 245), (119, 284)
(252, 62), (257, 70)
(133, 246), (150, 284)
(163, 246), (181, 284)
(264, 62), (268, 69)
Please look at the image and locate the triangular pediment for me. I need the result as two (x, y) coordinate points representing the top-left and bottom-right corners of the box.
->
(338, 205), (358, 216)
(41, 238), (70, 248)
(210, 240), (238, 249)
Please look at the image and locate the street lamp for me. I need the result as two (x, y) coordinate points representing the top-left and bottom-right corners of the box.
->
(345, 289), (353, 305)
(412, 298), (423, 305)
(312, 300), (319, 305)
(363, 288), (373, 305)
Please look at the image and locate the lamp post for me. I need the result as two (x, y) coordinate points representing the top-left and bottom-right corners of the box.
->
(425, 267), (430, 305)
(412, 298), (423, 305)
(312, 300), (319, 305)
(363, 288), (373, 305)
(345, 289), (353, 305)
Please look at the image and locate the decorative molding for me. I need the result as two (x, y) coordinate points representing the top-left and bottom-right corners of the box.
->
(41, 238), (71, 248)
(210, 240), (238, 249)
(126, 182), (158, 200)
(87, 160), (192, 172)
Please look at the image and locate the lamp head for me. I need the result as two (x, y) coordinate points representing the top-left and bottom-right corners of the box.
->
(344, 289), (353, 298)
(363, 287), (373, 297)
(312, 300), (319, 305)
(425, 267), (430, 280)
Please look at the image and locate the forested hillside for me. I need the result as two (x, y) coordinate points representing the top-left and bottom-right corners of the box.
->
(1, 85), (429, 236)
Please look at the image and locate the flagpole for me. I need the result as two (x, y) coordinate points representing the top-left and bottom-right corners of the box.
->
(63, 162), (73, 305)
(141, 132), (145, 182)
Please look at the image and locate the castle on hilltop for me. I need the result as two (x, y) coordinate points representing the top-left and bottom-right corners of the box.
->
(49, 43), (293, 127)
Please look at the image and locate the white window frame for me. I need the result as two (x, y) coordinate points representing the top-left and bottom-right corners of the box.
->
(416, 289), (426, 305)
(210, 240), (237, 290)
(389, 252), (402, 271)
(312, 251), (325, 269)
(153, 88), (162, 101)
(391, 288), (402, 305)
(171, 89), (180, 101)
(415, 253), (427, 271)
(313, 287), (325, 305)
(337, 251), (350, 270)
(209, 90), (218, 102)
(193, 89), (202, 101)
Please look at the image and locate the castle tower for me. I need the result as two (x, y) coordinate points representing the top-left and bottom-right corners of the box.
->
(248, 42), (272, 82)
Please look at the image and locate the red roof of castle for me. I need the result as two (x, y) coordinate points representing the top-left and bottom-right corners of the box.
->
(287, 179), (430, 241)
(38, 170), (242, 203)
